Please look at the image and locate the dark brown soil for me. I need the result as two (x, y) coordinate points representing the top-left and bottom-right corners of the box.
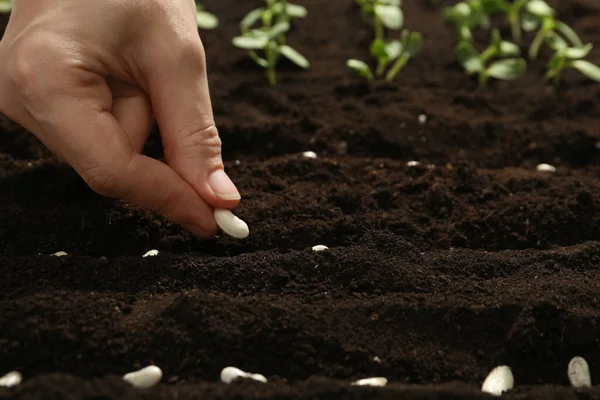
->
(2, 0), (600, 398)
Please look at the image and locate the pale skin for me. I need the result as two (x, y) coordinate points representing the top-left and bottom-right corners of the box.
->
(0, 0), (241, 238)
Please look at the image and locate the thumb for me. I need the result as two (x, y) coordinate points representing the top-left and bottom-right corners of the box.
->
(145, 38), (240, 209)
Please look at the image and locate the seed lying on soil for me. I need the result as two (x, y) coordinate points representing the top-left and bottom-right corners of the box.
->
(303, 151), (318, 159)
(122, 365), (162, 389)
(481, 366), (514, 396)
(406, 161), (420, 167)
(418, 114), (427, 124)
(142, 250), (159, 257)
(0, 371), (22, 387)
(220, 367), (267, 384)
(52, 251), (68, 257)
(536, 163), (556, 172)
(352, 377), (388, 387)
(214, 209), (249, 239)
(568, 356), (592, 388)
(312, 245), (329, 251)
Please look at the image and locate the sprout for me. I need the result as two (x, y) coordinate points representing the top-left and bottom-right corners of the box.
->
(232, 0), (309, 86)
(195, 2), (219, 30)
(348, 1), (422, 82)
(456, 29), (527, 87)
(0, 0), (11, 13)
(477, 0), (554, 42)
(544, 42), (600, 86)
(529, 15), (582, 60)
(443, 0), (497, 41)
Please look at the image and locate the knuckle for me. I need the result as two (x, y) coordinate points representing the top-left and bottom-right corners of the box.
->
(179, 123), (222, 157)
(81, 165), (121, 197)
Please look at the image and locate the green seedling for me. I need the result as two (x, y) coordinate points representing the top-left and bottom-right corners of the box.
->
(529, 15), (582, 60)
(348, 0), (421, 82)
(195, 2), (218, 30)
(348, 29), (422, 82)
(478, 0), (554, 42)
(456, 29), (527, 87)
(443, 0), (495, 41)
(544, 41), (600, 86)
(233, 1), (309, 86)
(0, 0), (11, 13)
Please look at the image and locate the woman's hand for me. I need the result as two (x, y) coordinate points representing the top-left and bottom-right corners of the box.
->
(0, 0), (240, 238)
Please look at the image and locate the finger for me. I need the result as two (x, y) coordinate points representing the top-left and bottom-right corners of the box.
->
(144, 33), (241, 209)
(33, 84), (218, 238)
(109, 79), (153, 153)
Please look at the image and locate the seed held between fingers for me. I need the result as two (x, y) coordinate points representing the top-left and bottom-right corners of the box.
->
(214, 209), (249, 239)
(220, 366), (267, 384)
(568, 356), (592, 388)
(0, 371), (22, 387)
(122, 365), (162, 389)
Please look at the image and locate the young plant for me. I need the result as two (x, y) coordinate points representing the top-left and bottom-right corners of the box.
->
(0, 0), (11, 13)
(347, 29), (422, 82)
(195, 2), (218, 30)
(477, 0), (554, 42)
(528, 15), (582, 60)
(456, 29), (527, 87)
(232, 1), (309, 86)
(544, 42), (600, 86)
(348, 0), (421, 82)
(443, 0), (495, 41)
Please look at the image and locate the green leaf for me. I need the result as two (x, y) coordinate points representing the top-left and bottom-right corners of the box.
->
(374, 4), (403, 30)
(571, 60), (600, 82)
(285, 3), (308, 18)
(456, 40), (483, 74)
(405, 32), (423, 57)
(486, 58), (527, 80)
(196, 10), (219, 29)
(381, 0), (402, 5)
(481, 0), (509, 13)
(385, 40), (403, 61)
(555, 21), (583, 47)
(459, 25), (473, 41)
(240, 8), (263, 29)
(347, 59), (374, 81)
(525, 0), (554, 17)
(266, 21), (290, 39)
(521, 12), (541, 32)
(279, 45), (309, 68)
(444, 2), (471, 23)
(545, 31), (568, 51)
(232, 36), (269, 50)
(500, 41), (521, 57)
(562, 43), (593, 60)
(370, 39), (389, 60)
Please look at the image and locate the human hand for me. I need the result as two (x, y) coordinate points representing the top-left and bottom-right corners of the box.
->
(0, 0), (240, 238)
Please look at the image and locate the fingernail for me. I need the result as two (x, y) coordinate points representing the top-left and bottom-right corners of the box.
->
(208, 169), (241, 201)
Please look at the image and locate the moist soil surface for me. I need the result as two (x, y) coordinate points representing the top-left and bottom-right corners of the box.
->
(2, 0), (600, 399)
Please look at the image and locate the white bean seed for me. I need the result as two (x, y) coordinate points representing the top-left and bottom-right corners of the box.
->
(220, 366), (267, 384)
(122, 365), (162, 389)
(406, 161), (420, 167)
(142, 250), (159, 258)
(53, 251), (68, 257)
(214, 209), (249, 239)
(418, 114), (427, 124)
(352, 377), (388, 387)
(312, 245), (329, 252)
(0, 371), (22, 387)
(568, 356), (591, 388)
(481, 365), (514, 396)
(536, 163), (556, 172)
(303, 151), (318, 159)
